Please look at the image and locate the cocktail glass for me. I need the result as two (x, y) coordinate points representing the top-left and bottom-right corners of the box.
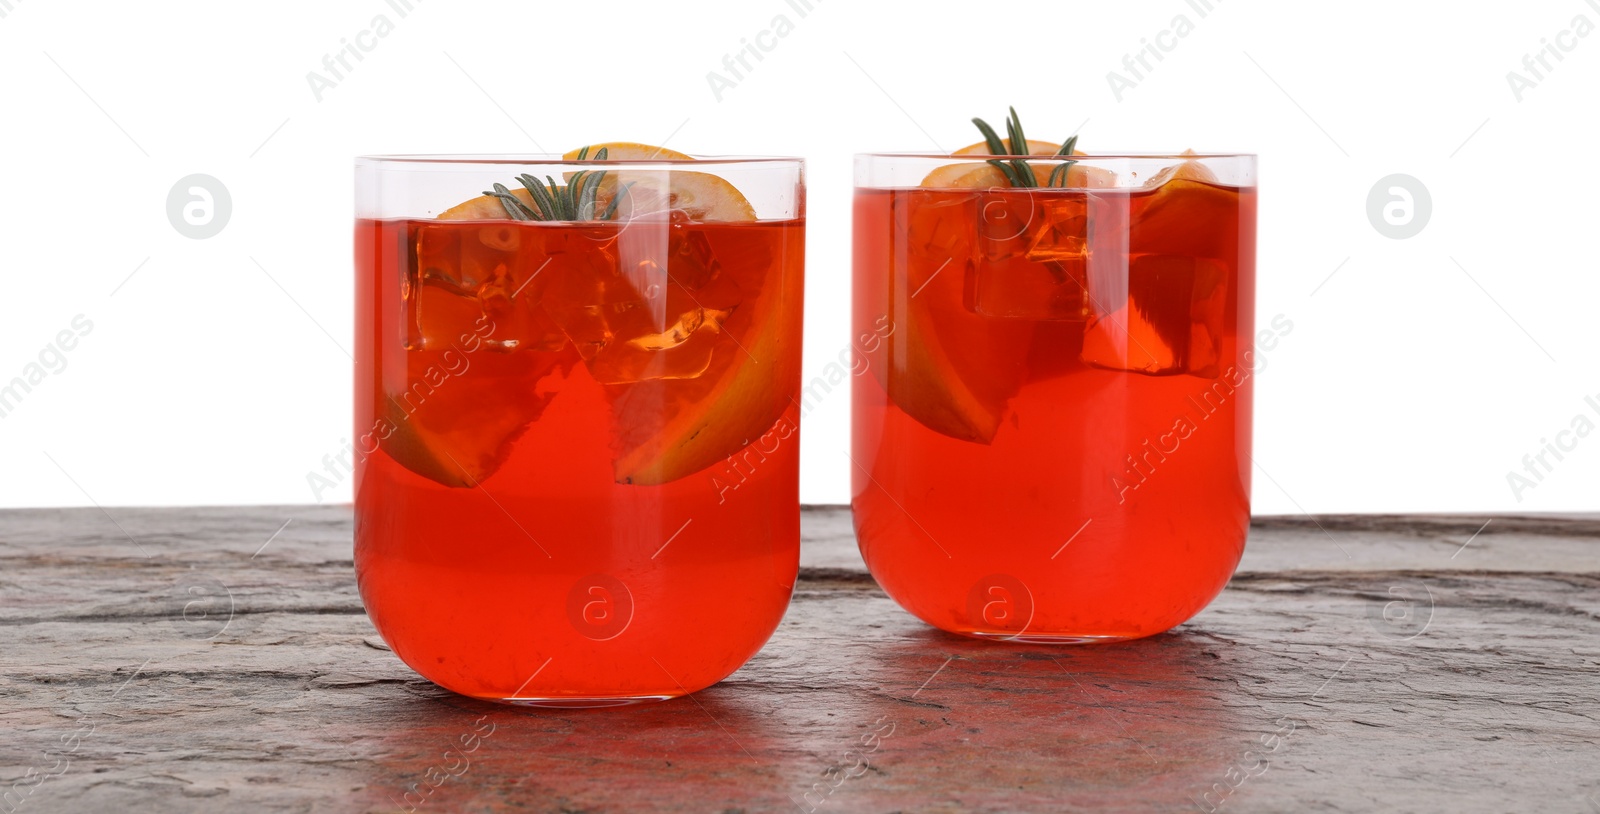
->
(354, 153), (805, 703)
(852, 150), (1256, 642)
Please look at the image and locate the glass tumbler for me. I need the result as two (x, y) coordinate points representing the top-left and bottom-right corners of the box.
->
(852, 152), (1256, 642)
(355, 155), (805, 704)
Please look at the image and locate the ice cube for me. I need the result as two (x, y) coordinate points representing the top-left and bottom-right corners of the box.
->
(967, 192), (1092, 321)
(1025, 197), (1090, 263)
(976, 192), (1034, 263)
(1080, 254), (1226, 377)
(902, 191), (977, 266)
(542, 223), (743, 384)
(407, 222), (569, 352)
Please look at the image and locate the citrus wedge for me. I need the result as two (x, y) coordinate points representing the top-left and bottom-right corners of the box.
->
(377, 353), (567, 488)
(608, 227), (799, 484)
(882, 301), (1026, 443)
(376, 214), (576, 488)
(924, 141), (1114, 189)
(1141, 150), (1219, 188)
(862, 186), (1036, 444)
(562, 142), (693, 161)
(920, 162), (1010, 188)
(1134, 166), (1238, 259)
(953, 139), (1063, 156)
(562, 143), (756, 221)
(437, 187), (534, 220)
(614, 171), (758, 221)
(578, 154), (780, 483)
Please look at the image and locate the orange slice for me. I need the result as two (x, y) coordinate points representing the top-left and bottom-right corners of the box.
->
(437, 187), (534, 220)
(377, 214), (578, 488)
(920, 162), (1010, 188)
(953, 139), (1063, 156)
(883, 304), (1027, 443)
(1135, 156), (1238, 259)
(378, 351), (569, 487)
(924, 141), (1115, 189)
(563, 143), (757, 222)
(610, 228), (799, 484)
(862, 189), (1037, 444)
(562, 142), (693, 161)
(574, 148), (777, 483)
(1142, 150), (1219, 188)
(615, 171), (757, 221)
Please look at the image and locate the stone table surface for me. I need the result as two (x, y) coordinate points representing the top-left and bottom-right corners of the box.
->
(2, 505), (1598, 813)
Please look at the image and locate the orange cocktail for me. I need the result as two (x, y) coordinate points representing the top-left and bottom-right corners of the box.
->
(354, 148), (805, 703)
(853, 113), (1256, 642)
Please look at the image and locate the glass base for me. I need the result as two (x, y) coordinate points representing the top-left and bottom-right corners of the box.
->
(965, 631), (1140, 645)
(495, 694), (678, 709)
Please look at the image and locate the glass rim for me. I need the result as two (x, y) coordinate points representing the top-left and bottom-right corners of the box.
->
(856, 151), (1256, 160)
(356, 154), (805, 167)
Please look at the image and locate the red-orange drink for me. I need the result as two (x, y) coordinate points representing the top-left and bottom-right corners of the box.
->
(852, 153), (1257, 641)
(354, 155), (804, 703)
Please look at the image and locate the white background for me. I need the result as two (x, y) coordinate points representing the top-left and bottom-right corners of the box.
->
(0, 0), (1595, 513)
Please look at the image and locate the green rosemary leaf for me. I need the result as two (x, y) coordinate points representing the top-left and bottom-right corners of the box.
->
(577, 170), (606, 219)
(1012, 159), (1037, 187)
(541, 181), (564, 220)
(1053, 136), (1080, 188)
(588, 171), (608, 209)
(542, 176), (567, 219)
(518, 174), (558, 220)
(486, 183), (534, 220)
(986, 158), (1020, 186)
(484, 146), (635, 222)
(970, 109), (1086, 188)
(972, 118), (1007, 156)
(1008, 106), (1028, 156)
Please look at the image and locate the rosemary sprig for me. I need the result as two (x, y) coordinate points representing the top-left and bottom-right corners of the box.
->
(970, 108), (1082, 188)
(482, 146), (635, 221)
